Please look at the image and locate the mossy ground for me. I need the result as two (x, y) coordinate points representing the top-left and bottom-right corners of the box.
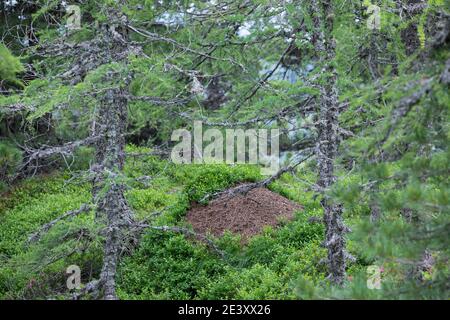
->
(0, 146), (366, 299)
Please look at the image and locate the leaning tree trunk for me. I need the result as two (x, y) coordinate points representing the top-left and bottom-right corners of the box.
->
(310, 0), (348, 285)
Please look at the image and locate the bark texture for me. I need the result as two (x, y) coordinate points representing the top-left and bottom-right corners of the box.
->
(90, 16), (135, 300)
(94, 86), (134, 300)
(310, 0), (349, 285)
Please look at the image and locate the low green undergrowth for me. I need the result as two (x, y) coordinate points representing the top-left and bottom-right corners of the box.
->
(0, 147), (363, 299)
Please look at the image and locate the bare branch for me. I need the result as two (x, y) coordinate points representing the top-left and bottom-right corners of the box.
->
(139, 224), (225, 258)
(22, 136), (100, 165)
(28, 204), (93, 244)
(0, 103), (35, 115)
(200, 151), (313, 202)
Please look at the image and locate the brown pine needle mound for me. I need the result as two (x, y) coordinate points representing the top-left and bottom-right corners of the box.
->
(186, 186), (303, 241)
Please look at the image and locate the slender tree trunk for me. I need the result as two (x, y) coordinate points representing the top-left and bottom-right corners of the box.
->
(94, 84), (134, 300)
(310, 0), (348, 285)
(91, 19), (134, 300)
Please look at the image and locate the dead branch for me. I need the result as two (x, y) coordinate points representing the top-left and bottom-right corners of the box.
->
(28, 204), (93, 244)
(140, 224), (225, 259)
(22, 136), (100, 167)
(200, 151), (314, 203)
(0, 103), (35, 115)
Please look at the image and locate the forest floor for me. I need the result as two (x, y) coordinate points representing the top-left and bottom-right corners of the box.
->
(0, 152), (355, 299)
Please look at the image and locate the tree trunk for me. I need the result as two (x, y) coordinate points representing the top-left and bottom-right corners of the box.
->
(310, 0), (348, 285)
(91, 18), (134, 300)
(94, 85), (133, 300)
